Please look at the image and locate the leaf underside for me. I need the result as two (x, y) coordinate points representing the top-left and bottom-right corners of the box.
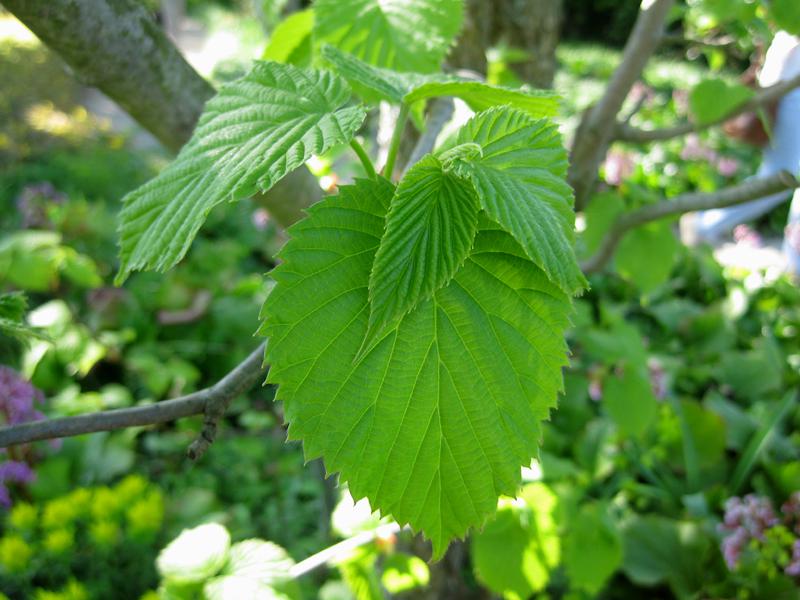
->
(313, 0), (464, 73)
(116, 61), (365, 282)
(260, 177), (572, 556)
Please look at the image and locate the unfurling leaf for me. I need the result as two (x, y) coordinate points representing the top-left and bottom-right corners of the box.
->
(451, 107), (587, 295)
(364, 155), (478, 352)
(116, 62), (366, 282)
(260, 177), (573, 557)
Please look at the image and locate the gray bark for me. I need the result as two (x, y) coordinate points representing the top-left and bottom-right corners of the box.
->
(2, 0), (320, 227)
(449, 0), (563, 88)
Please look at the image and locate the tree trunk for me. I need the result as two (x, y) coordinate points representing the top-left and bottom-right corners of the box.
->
(449, 0), (563, 88)
(2, 0), (320, 227)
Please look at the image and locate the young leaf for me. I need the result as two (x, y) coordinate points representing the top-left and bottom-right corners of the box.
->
(0, 292), (49, 343)
(314, 0), (464, 73)
(404, 81), (560, 118)
(116, 62), (366, 283)
(451, 107), (587, 295)
(365, 155), (478, 352)
(260, 178), (573, 557)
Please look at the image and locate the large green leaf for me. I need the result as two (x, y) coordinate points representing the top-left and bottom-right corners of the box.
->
(260, 178), (572, 556)
(562, 503), (622, 594)
(405, 81), (559, 118)
(116, 62), (366, 282)
(615, 220), (679, 293)
(314, 0), (464, 73)
(603, 368), (658, 438)
(365, 155), (478, 351)
(450, 107), (586, 295)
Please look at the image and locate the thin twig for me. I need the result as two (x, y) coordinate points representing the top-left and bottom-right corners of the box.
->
(581, 170), (799, 274)
(615, 73), (800, 143)
(568, 0), (675, 209)
(289, 523), (403, 578)
(382, 104), (410, 180)
(0, 343), (267, 451)
(403, 98), (455, 174)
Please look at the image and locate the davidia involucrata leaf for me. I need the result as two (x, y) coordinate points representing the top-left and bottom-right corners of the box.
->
(116, 62), (366, 282)
(260, 173), (573, 557)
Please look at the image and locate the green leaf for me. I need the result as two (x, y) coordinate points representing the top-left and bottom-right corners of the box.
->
(471, 485), (560, 600)
(313, 0), (464, 73)
(0, 292), (49, 343)
(603, 368), (658, 438)
(320, 44), (448, 104)
(204, 576), (293, 600)
(615, 220), (679, 293)
(451, 107), (586, 295)
(729, 391), (796, 495)
(380, 553), (430, 593)
(689, 79), (754, 125)
(621, 516), (710, 600)
(263, 9), (315, 66)
(320, 45), (559, 119)
(404, 81), (559, 118)
(580, 192), (625, 257)
(563, 503), (622, 594)
(156, 523), (230, 584)
(117, 62), (366, 282)
(337, 547), (382, 600)
(770, 0), (800, 35)
(260, 178), (573, 557)
(365, 155), (478, 351)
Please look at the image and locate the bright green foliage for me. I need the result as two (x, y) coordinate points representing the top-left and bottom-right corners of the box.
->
(580, 191), (625, 257)
(603, 368), (658, 438)
(405, 81), (559, 118)
(314, 0), (463, 73)
(770, 0), (800, 35)
(452, 108), (586, 295)
(261, 177), (573, 556)
(689, 79), (754, 125)
(321, 45), (559, 118)
(365, 155), (478, 350)
(337, 547), (383, 600)
(116, 62), (366, 282)
(563, 503), (622, 594)
(380, 553), (430, 593)
(263, 9), (315, 66)
(615, 220), (680, 293)
(471, 485), (560, 600)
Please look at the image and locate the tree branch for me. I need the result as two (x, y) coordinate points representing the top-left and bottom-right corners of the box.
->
(0, 344), (267, 451)
(568, 0), (674, 209)
(616, 73), (800, 143)
(581, 170), (799, 274)
(3, 0), (320, 227)
(403, 98), (455, 174)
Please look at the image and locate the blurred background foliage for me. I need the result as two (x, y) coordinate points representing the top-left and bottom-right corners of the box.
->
(1, 0), (800, 598)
